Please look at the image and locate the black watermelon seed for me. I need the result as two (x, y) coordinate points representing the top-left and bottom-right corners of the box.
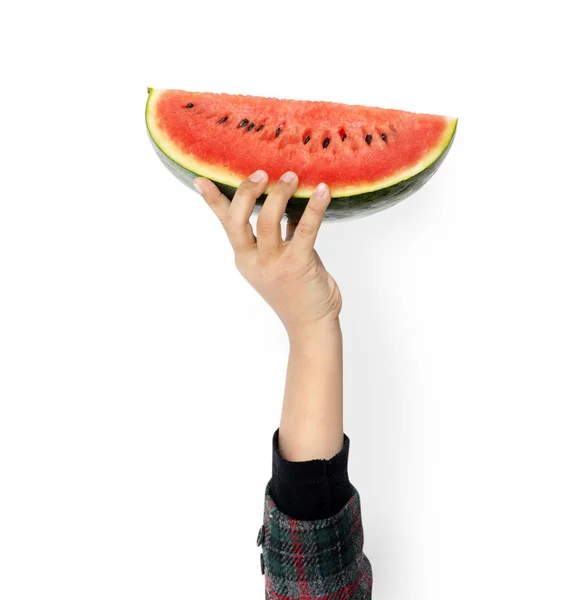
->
(247, 123), (255, 131)
(323, 137), (331, 149)
(342, 134), (347, 142)
(304, 135), (311, 144)
(276, 127), (282, 137)
(239, 119), (249, 128)
(381, 133), (387, 142)
(186, 103), (194, 108)
(365, 134), (372, 145)
(257, 124), (264, 132)
(218, 116), (228, 124)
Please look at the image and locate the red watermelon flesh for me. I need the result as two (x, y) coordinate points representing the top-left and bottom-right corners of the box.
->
(146, 88), (457, 220)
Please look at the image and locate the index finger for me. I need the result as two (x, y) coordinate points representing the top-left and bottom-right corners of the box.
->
(194, 177), (231, 226)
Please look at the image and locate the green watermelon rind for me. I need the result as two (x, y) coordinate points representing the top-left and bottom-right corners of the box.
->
(145, 91), (457, 222)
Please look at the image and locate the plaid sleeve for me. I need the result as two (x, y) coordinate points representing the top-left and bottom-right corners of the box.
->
(259, 484), (373, 599)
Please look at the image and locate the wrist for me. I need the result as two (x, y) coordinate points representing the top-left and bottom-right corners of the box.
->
(286, 317), (342, 347)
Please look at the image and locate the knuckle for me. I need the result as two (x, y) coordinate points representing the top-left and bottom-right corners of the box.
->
(270, 181), (292, 197)
(234, 182), (258, 200)
(256, 211), (277, 232)
(218, 210), (229, 226)
(296, 220), (314, 237)
(206, 190), (220, 205)
(256, 218), (274, 235)
(304, 203), (322, 219)
(240, 176), (265, 194)
(238, 179), (255, 193)
(259, 264), (277, 281)
(281, 252), (301, 271)
(223, 212), (235, 229)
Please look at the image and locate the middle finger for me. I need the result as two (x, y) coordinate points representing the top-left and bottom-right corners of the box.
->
(256, 171), (298, 258)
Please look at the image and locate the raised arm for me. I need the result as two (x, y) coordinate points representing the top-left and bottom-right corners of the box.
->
(195, 170), (372, 599)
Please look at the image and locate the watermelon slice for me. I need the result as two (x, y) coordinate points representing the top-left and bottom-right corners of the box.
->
(146, 88), (457, 221)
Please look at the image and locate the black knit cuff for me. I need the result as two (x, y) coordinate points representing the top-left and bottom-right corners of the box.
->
(268, 428), (353, 521)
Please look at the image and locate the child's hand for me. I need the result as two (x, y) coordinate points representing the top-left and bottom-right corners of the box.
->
(194, 170), (342, 338)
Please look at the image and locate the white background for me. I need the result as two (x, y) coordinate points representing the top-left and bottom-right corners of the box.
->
(1, 0), (583, 598)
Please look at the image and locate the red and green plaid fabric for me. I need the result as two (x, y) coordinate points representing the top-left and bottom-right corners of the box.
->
(261, 485), (373, 599)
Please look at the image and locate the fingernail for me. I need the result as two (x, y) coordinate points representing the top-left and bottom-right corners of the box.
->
(250, 170), (267, 182)
(315, 182), (328, 197)
(193, 178), (203, 194)
(281, 171), (297, 183)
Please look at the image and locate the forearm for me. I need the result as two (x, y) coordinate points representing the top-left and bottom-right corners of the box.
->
(279, 318), (344, 462)
(196, 171), (371, 596)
